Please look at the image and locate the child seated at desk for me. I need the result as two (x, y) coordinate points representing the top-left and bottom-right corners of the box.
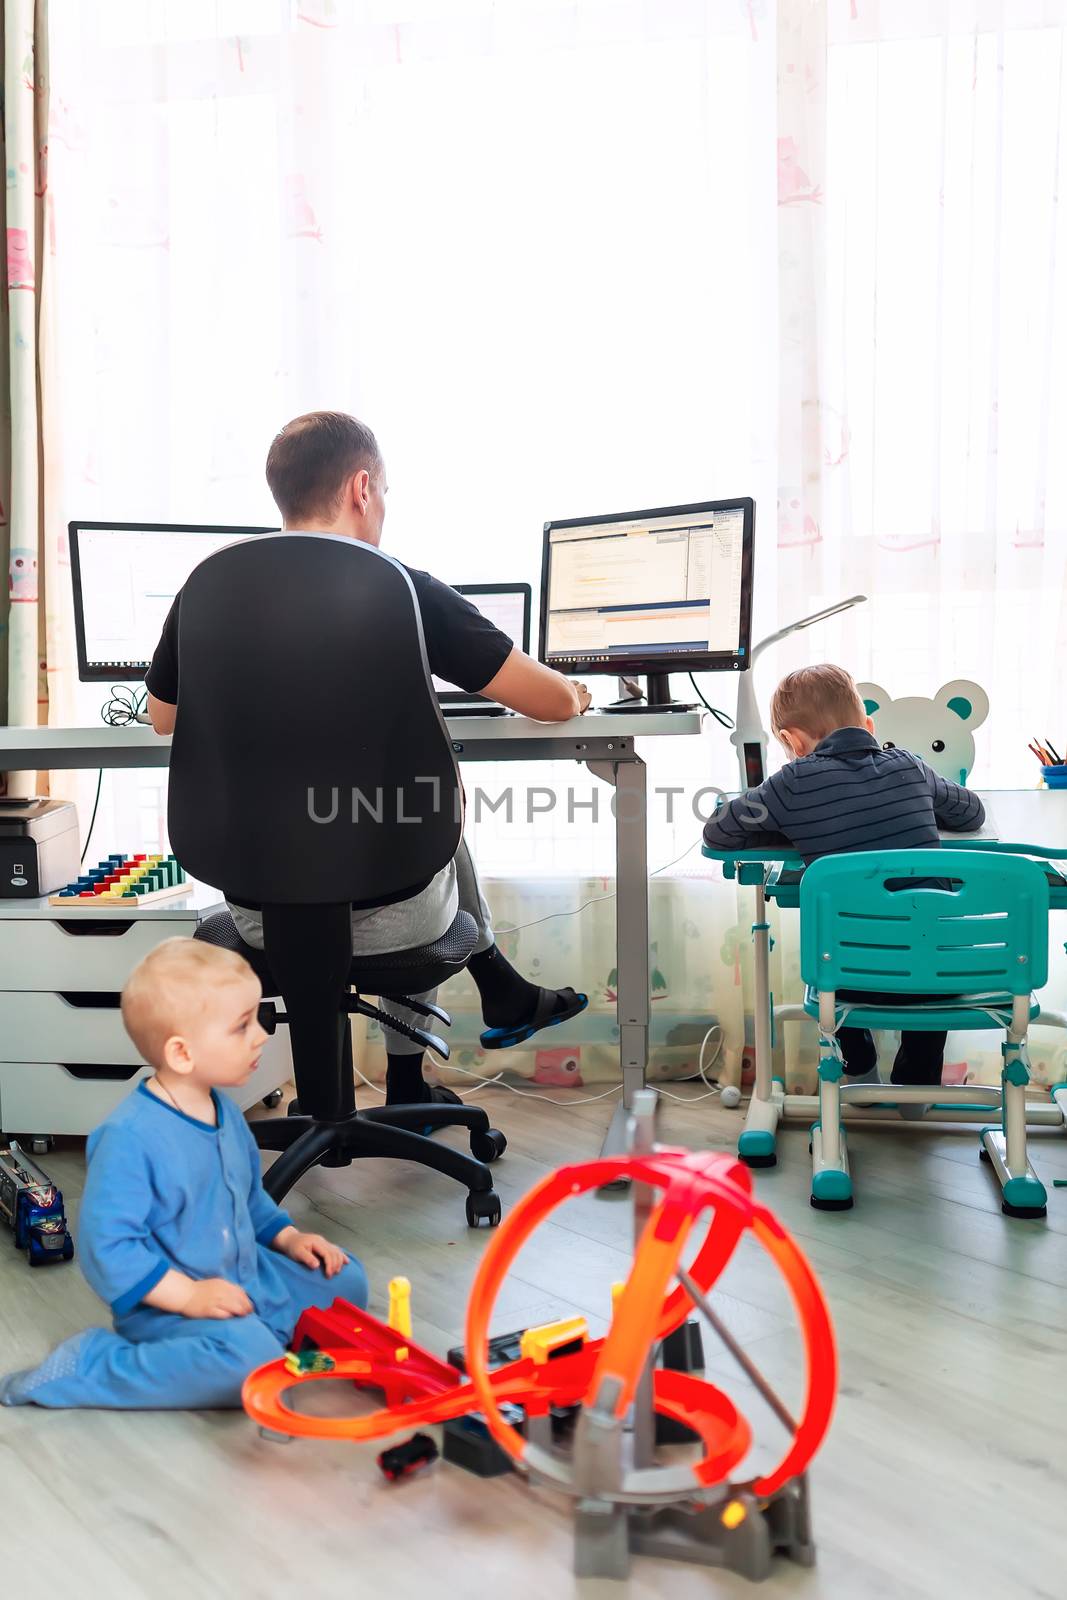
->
(0, 940), (367, 1411)
(702, 664), (985, 1099)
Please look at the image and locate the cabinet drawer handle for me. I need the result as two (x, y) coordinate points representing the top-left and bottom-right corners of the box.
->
(58, 1065), (141, 1082)
(57, 992), (123, 1009)
(54, 920), (135, 937)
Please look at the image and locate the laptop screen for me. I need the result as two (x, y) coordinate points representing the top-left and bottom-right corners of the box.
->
(433, 584), (532, 698)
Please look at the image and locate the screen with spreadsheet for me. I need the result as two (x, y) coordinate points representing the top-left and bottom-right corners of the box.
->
(539, 499), (753, 676)
(69, 522), (277, 680)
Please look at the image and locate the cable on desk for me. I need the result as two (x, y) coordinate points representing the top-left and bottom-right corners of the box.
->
(101, 684), (147, 726)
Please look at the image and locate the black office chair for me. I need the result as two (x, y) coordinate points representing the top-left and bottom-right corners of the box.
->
(168, 532), (506, 1227)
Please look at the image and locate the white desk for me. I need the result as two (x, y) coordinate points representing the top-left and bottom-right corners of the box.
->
(1, 712), (705, 1155)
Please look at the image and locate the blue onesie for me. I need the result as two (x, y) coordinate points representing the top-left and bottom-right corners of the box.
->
(0, 1082), (368, 1409)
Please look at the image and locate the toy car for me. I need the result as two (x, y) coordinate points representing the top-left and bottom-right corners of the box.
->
(377, 1432), (438, 1483)
(0, 1142), (75, 1266)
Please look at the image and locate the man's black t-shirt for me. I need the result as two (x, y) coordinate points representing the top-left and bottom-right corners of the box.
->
(144, 562), (515, 705)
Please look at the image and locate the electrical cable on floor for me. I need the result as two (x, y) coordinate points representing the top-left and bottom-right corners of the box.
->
(352, 1016), (729, 1110)
(494, 840), (703, 938)
(351, 844), (728, 1109)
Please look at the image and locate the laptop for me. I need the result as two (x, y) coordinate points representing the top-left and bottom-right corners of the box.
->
(434, 583), (532, 717)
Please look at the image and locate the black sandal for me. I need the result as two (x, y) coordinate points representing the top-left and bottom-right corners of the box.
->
(479, 986), (588, 1051)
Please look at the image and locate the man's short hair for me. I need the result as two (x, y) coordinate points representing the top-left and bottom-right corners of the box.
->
(121, 937), (255, 1069)
(265, 411), (382, 524)
(770, 664), (867, 742)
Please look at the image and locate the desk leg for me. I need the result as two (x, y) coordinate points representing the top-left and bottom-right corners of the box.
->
(738, 879), (782, 1168)
(599, 758), (649, 1160)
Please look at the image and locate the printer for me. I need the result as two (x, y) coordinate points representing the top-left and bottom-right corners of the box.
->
(0, 798), (81, 899)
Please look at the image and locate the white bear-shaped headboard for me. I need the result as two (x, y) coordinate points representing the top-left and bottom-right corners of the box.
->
(856, 680), (989, 785)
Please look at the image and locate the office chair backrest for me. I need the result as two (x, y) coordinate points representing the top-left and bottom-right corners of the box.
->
(168, 534), (462, 905)
(800, 849), (1049, 996)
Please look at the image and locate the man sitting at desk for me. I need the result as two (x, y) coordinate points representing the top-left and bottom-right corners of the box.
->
(145, 410), (591, 1109)
(702, 664), (985, 1102)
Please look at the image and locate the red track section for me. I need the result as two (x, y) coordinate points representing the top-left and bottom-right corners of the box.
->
(242, 1150), (836, 1500)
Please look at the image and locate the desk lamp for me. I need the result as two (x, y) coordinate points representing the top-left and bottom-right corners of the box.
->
(731, 595), (868, 788)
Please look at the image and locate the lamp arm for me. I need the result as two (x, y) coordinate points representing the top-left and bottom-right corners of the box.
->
(729, 595), (868, 788)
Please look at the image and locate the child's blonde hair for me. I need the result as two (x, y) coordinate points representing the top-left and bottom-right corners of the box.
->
(121, 938), (255, 1069)
(770, 664), (867, 742)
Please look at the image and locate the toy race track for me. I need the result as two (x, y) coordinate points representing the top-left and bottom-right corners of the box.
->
(243, 1110), (837, 1583)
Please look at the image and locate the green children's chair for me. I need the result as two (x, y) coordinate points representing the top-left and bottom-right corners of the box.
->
(800, 849), (1050, 1219)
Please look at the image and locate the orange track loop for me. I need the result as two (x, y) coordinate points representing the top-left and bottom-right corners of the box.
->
(463, 1150), (836, 1493)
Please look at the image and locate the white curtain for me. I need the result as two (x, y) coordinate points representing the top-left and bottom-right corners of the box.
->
(42, 1), (1067, 1090)
(774, 0), (1067, 795)
(770, 0), (1067, 1091)
(45, 1), (776, 1087)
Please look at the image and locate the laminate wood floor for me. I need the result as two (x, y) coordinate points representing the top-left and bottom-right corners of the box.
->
(3, 1088), (1065, 1600)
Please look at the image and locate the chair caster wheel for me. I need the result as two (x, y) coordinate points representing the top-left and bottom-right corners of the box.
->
(470, 1129), (507, 1164)
(466, 1191), (502, 1228)
(287, 1098), (301, 1116)
(262, 1089), (284, 1110)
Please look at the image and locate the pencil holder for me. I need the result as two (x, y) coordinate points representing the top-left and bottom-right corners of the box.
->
(1042, 764), (1067, 788)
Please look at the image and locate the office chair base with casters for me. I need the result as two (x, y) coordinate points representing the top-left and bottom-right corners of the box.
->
(250, 1105), (504, 1228)
(194, 909), (507, 1228)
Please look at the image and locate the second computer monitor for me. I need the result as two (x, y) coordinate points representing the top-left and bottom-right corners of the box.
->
(431, 583), (532, 700)
(539, 498), (754, 696)
(70, 521), (278, 681)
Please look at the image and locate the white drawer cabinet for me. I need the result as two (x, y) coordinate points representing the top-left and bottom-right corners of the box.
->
(0, 915), (181, 991)
(0, 992), (142, 1065)
(0, 1033), (293, 1137)
(0, 887), (292, 1139)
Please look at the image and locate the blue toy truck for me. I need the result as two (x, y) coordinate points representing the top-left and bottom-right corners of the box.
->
(0, 1142), (74, 1266)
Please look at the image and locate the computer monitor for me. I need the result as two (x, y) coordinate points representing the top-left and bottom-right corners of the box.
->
(432, 583), (532, 702)
(70, 521), (277, 681)
(539, 497), (754, 710)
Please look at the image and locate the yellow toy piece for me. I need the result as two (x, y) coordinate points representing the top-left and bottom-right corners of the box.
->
(388, 1276), (413, 1338)
(519, 1315), (588, 1366)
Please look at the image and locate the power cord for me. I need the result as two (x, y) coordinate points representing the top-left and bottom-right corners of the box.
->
(494, 840), (703, 939)
(83, 686), (151, 864)
(350, 842), (730, 1108)
(80, 770), (104, 865)
(101, 684), (147, 726)
(352, 1022), (729, 1109)
(688, 672), (734, 729)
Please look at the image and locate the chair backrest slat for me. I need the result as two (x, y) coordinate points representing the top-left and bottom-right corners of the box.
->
(800, 851), (1049, 996)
